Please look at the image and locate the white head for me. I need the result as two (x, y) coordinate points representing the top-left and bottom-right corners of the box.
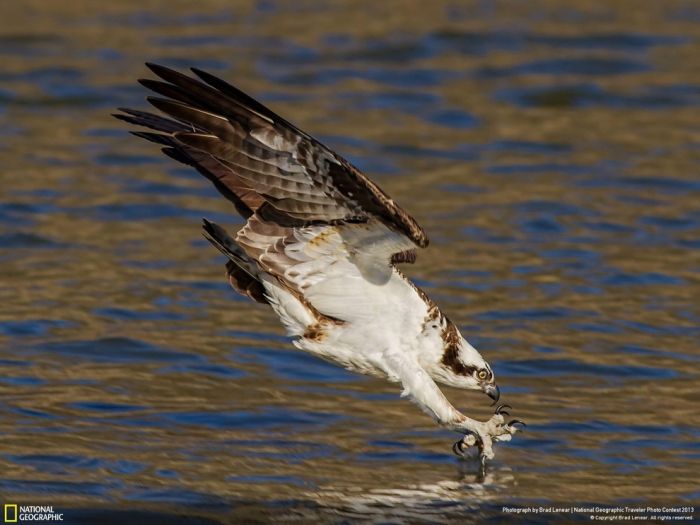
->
(429, 319), (499, 402)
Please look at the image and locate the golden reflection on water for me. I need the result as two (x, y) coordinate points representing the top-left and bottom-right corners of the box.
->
(0, 0), (699, 521)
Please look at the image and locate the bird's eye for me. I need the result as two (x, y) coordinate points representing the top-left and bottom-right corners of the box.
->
(477, 369), (488, 380)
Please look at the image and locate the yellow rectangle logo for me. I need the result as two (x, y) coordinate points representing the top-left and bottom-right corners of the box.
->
(4, 504), (17, 523)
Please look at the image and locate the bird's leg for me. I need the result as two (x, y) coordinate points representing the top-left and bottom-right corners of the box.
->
(452, 403), (526, 459)
(383, 349), (523, 463)
(384, 349), (470, 428)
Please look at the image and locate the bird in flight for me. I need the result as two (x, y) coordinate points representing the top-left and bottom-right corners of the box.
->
(115, 64), (524, 464)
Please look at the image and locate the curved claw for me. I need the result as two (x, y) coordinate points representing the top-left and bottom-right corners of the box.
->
(452, 439), (466, 457)
(507, 419), (527, 429)
(494, 403), (512, 416)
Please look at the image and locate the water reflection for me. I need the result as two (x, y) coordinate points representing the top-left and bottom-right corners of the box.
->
(311, 466), (516, 523)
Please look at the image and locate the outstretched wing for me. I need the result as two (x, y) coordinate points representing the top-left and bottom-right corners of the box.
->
(115, 64), (429, 322)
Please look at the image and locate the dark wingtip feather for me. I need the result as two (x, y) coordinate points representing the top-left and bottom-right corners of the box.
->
(139, 79), (173, 97)
(139, 78), (172, 92)
(112, 107), (185, 133)
(112, 112), (140, 125)
(130, 131), (174, 146)
(161, 147), (193, 165)
(190, 67), (223, 87)
(145, 95), (190, 114)
(116, 107), (152, 118)
(146, 95), (171, 107)
(145, 62), (168, 75)
(146, 62), (195, 87)
(190, 66), (284, 127)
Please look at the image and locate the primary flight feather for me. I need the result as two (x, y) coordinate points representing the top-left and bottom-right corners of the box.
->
(115, 63), (523, 463)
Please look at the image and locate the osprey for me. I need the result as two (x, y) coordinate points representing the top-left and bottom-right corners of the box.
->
(115, 64), (524, 463)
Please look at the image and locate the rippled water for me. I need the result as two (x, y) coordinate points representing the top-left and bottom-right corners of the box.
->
(1, 1), (699, 523)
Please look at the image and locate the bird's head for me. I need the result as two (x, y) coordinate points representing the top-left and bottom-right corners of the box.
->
(435, 321), (499, 403)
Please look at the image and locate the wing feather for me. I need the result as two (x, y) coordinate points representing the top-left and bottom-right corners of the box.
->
(115, 64), (428, 317)
(117, 63), (427, 248)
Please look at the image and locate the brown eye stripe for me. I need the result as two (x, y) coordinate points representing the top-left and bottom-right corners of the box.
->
(442, 344), (476, 376)
(440, 322), (477, 376)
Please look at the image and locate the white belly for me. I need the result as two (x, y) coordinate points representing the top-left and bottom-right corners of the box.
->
(260, 268), (431, 381)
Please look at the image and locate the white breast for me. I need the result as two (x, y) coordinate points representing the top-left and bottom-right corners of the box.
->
(263, 266), (434, 379)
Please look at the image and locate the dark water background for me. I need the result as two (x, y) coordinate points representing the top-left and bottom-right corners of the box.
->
(1, 1), (698, 523)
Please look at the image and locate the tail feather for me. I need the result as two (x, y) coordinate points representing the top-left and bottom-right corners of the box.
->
(202, 218), (268, 304)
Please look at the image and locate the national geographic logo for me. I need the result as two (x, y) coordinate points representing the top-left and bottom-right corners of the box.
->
(3, 505), (63, 522)
(3, 505), (17, 523)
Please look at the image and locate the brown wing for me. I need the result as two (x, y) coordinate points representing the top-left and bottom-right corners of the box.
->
(114, 63), (428, 250)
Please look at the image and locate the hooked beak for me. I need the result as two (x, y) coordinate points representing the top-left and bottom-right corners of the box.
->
(482, 383), (500, 405)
